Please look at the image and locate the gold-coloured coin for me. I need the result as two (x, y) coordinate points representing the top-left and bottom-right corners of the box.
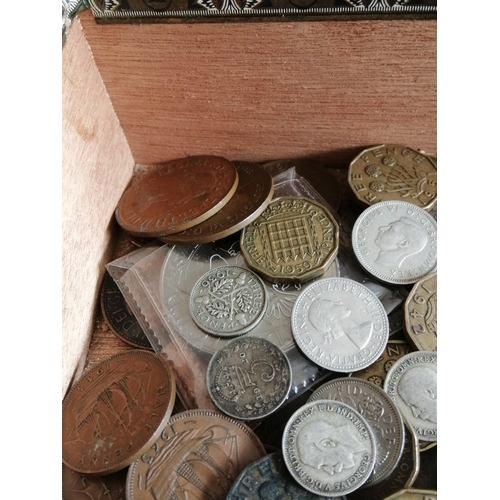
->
(404, 271), (437, 352)
(348, 145), (437, 210)
(240, 196), (339, 284)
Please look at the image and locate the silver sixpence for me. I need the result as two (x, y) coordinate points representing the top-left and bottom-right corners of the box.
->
(190, 265), (267, 336)
(291, 277), (389, 372)
(207, 336), (292, 420)
(282, 400), (376, 497)
(352, 200), (437, 285)
(384, 351), (437, 442)
(307, 377), (405, 487)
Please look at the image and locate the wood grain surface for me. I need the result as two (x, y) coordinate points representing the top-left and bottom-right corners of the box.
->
(78, 10), (436, 167)
(62, 19), (135, 398)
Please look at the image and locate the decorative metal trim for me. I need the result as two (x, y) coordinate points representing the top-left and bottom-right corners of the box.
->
(89, 0), (436, 23)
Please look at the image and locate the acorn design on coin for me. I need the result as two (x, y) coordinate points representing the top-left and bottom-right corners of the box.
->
(190, 265), (267, 337)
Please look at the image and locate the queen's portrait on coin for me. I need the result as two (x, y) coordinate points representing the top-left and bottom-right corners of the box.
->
(308, 298), (372, 349)
(297, 421), (368, 475)
(397, 366), (437, 424)
(374, 217), (427, 268)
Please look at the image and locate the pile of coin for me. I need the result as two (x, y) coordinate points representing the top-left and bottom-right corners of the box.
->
(63, 147), (437, 499)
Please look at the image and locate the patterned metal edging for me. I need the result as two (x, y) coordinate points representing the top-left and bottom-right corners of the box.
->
(89, 0), (436, 23)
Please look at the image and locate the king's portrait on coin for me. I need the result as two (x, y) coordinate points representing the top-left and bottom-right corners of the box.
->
(297, 421), (368, 475)
(309, 298), (372, 349)
(374, 216), (427, 268)
(397, 366), (437, 424)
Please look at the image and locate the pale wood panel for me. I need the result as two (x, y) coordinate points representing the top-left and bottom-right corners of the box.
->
(79, 11), (436, 167)
(62, 18), (135, 398)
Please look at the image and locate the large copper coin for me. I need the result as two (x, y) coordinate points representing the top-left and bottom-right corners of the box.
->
(160, 161), (274, 245)
(262, 158), (342, 213)
(62, 350), (176, 475)
(126, 409), (267, 500)
(62, 463), (128, 499)
(240, 196), (340, 284)
(115, 156), (239, 237)
(348, 145), (437, 211)
(100, 271), (153, 350)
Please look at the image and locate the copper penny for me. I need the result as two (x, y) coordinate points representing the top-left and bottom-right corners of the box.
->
(100, 271), (153, 350)
(115, 156), (239, 237)
(262, 158), (342, 213)
(126, 409), (267, 500)
(160, 161), (274, 245)
(62, 350), (176, 475)
(62, 463), (128, 499)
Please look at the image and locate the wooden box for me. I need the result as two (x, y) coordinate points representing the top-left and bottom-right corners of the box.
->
(62, 9), (436, 398)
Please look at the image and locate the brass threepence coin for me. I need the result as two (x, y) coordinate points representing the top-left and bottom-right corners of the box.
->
(160, 161), (274, 245)
(347, 418), (420, 500)
(383, 489), (437, 500)
(226, 452), (327, 499)
(62, 350), (176, 475)
(62, 463), (128, 500)
(307, 377), (405, 487)
(348, 145), (437, 210)
(404, 271), (437, 352)
(126, 409), (266, 500)
(262, 158), (343, 213)
(240, 196), (340, 284)
(100, 271), (153, 350)
(115, 156), (238, 237)
(206, 336), (292, 420)
(189, 265), (267, 337)
(349, 339), (414, 388)
(161, 236), (339, 356)
(384, 351), (437, 443)
(352, 200), (437, 285)
(291, 277), (390, 372)
(282, 400), (376, 497)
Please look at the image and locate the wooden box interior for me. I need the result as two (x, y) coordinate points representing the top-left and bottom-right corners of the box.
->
(62, 9), (436, 398)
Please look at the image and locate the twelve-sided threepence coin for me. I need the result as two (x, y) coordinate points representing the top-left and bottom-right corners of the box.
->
(352, 200), (437, 285)
(240, 196), (340, 284)
(291, 278), (389, 372)
(383, 351), (437, 442)
(207, 336), (292, 421)
(282, 400), (376, 497)
(307, 377), (405, 487)
(190, 265), (267, 337)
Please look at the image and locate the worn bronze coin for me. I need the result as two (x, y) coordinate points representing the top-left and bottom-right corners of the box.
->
(126, 409), (267, 500)
(62, 350), (176, 475)
(160, 161), (274, 245)
(115, 156), (239, 237)
(207, 336), (292, 420)
(62, 463), (128, 499)
(404, 271), (437, 352)
(100, 271), (153, 350)
(240, 196), (340, 284)
(348, 145), (437, 210)
(262, 158), (342, 212)
(226, 452), (326, 499)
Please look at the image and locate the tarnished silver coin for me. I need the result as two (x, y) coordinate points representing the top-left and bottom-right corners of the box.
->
(282, 399), (376, 497)
(307, 377), (405, 486)
(161, 237), (339, 355)
(226, 452), (328, 499)
(352, 201), (437, 285)
(291, 277), (390, 372)
(384, 351), (437, 442)
(207, 336), (292, 421)
(190, 265), (267, 337)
